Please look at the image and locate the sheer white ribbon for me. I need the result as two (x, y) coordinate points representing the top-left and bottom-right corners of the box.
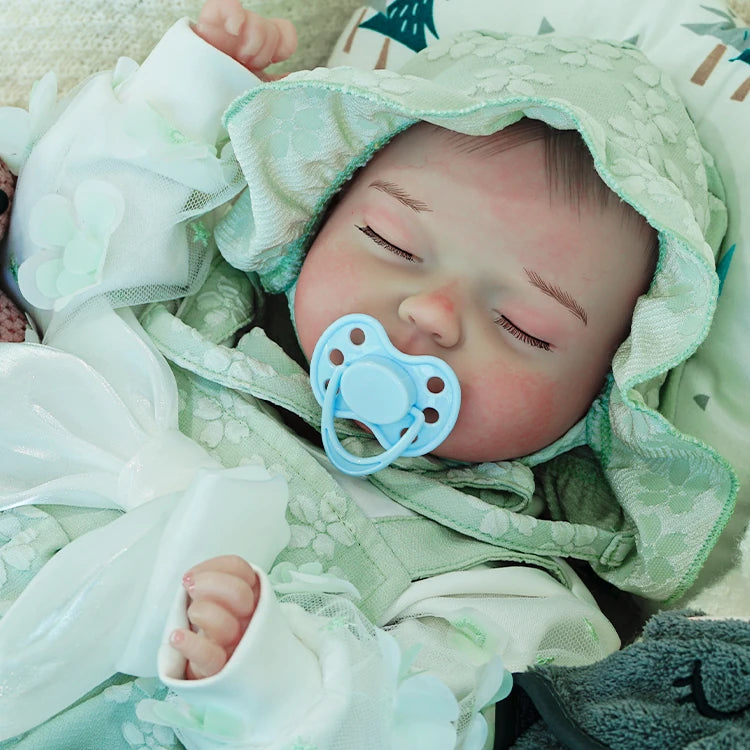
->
(0, 308), (291, 741)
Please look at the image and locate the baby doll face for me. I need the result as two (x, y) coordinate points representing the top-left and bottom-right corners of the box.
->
(294, 123), (654, 463)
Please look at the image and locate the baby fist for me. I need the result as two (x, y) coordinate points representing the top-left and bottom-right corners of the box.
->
(170, 554), (260, 680)
(195, 0), (297, 75)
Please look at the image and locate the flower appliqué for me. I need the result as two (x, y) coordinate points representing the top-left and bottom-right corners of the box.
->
(378, 631), (460, 750)
(269, 560), (361, 599)
(460, 657), (513, 750)
(17, 179), (125, 310)
(0, 71), (57, 174)
(114, 101), (230, 190)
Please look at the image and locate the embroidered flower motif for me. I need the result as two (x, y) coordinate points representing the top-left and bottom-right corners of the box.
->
(505, 35), (552, 56)
(549, 37), (623, 71)
(509, 512), (537, 537)
(327, 67), (417, 96)
(0, 512), (40, 590)
(479, 508), (510, 538)
(253, 95), (325, 160)
(120, 719), (177, 750)
(637, 458), (712, 514)
(607, 76), (689, 191)
(422, 30), (500, 63)
(287, 491), (355, 559)
(192, 390), (254, 449)
(633, 64), (680, 101)
(269, 560), (361, 599)
(0, 71), (57, 174)
(607, 155), (689, 232)
(190, 273), (250, 333)
(17, 179), (125, 310)
(470, 65), (553, 97)
(103, 680), (179, 749)
(622, 80), (683, 152)
(683, 135), (711, 194)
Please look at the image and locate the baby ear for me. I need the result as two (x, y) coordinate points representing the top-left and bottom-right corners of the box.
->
(0, 157), (27, 343)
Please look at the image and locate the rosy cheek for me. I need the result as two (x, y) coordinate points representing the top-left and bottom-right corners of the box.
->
(486, 370), (555, 442)
(294, 240), (370, 360)
(445, 368), (563, 461)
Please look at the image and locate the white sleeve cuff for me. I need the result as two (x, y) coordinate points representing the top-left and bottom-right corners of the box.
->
(118, 17), (261, 144)
(159, 567), (323, 744)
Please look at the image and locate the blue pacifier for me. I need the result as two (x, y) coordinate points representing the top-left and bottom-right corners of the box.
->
(310, 314), (461, 476)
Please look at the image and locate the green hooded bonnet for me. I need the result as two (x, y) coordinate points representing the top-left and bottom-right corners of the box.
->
(215, 30), (737, 603)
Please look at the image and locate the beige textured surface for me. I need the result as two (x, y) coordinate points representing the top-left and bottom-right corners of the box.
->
(0, 0), (362, 107)
(729, 0), (750, 23)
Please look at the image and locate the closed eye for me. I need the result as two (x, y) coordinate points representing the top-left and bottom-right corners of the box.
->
(495, 315), (552, 351)
(357, 225), (419, 263)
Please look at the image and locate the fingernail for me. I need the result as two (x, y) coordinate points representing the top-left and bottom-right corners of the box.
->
(170, 629), (184, 645)
(182, 572), (195, 592)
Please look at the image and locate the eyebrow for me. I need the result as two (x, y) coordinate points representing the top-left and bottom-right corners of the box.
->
(525, 268), (588, 326)
(369, 180), (432, 213)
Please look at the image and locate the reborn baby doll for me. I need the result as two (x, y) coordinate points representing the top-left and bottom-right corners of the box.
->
(0, 0), (738, 747)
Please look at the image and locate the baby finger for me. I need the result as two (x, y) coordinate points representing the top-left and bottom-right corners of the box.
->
(187, 597), (243, 647)
(185, 570), (258, 619)
(170, 628), (228, 679)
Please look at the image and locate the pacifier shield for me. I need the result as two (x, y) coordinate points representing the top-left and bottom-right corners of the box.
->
(310, 314), (461, 475)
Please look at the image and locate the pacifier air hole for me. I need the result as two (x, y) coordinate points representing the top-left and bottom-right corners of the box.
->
(329, 348), (344, 365)
(423, 407), (439, 424)
(350, 327), (366, 345)
(427, 376), (444, 393)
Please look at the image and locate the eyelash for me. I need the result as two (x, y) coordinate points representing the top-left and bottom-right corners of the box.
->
(357, 224), (550, 352)
(494, 315), (552, 352)
(357, 225), (417, 262)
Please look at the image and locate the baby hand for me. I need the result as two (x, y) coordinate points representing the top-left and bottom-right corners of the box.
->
(194, 0), (297, 76)
(170, 555), (260, 680)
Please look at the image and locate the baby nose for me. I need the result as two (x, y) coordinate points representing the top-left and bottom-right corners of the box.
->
(398, 286), (461, 348)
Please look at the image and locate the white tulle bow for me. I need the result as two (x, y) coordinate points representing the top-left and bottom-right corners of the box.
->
(0, 308), (291, 741)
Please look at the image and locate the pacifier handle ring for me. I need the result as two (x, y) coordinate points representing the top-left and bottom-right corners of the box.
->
(321, 365), (426, 476)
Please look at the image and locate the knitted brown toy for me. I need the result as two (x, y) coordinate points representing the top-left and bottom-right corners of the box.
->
(0, 159), (26, 342)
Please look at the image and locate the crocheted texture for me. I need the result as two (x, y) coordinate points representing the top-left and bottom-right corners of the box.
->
(0, 291), (26, 342)
(0, 0), (363, 107)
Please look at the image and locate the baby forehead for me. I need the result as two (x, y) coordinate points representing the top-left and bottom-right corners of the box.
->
(376, 121), (582, 190)
(417, 121), (634, 212)
(367, 121), (551, 191)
